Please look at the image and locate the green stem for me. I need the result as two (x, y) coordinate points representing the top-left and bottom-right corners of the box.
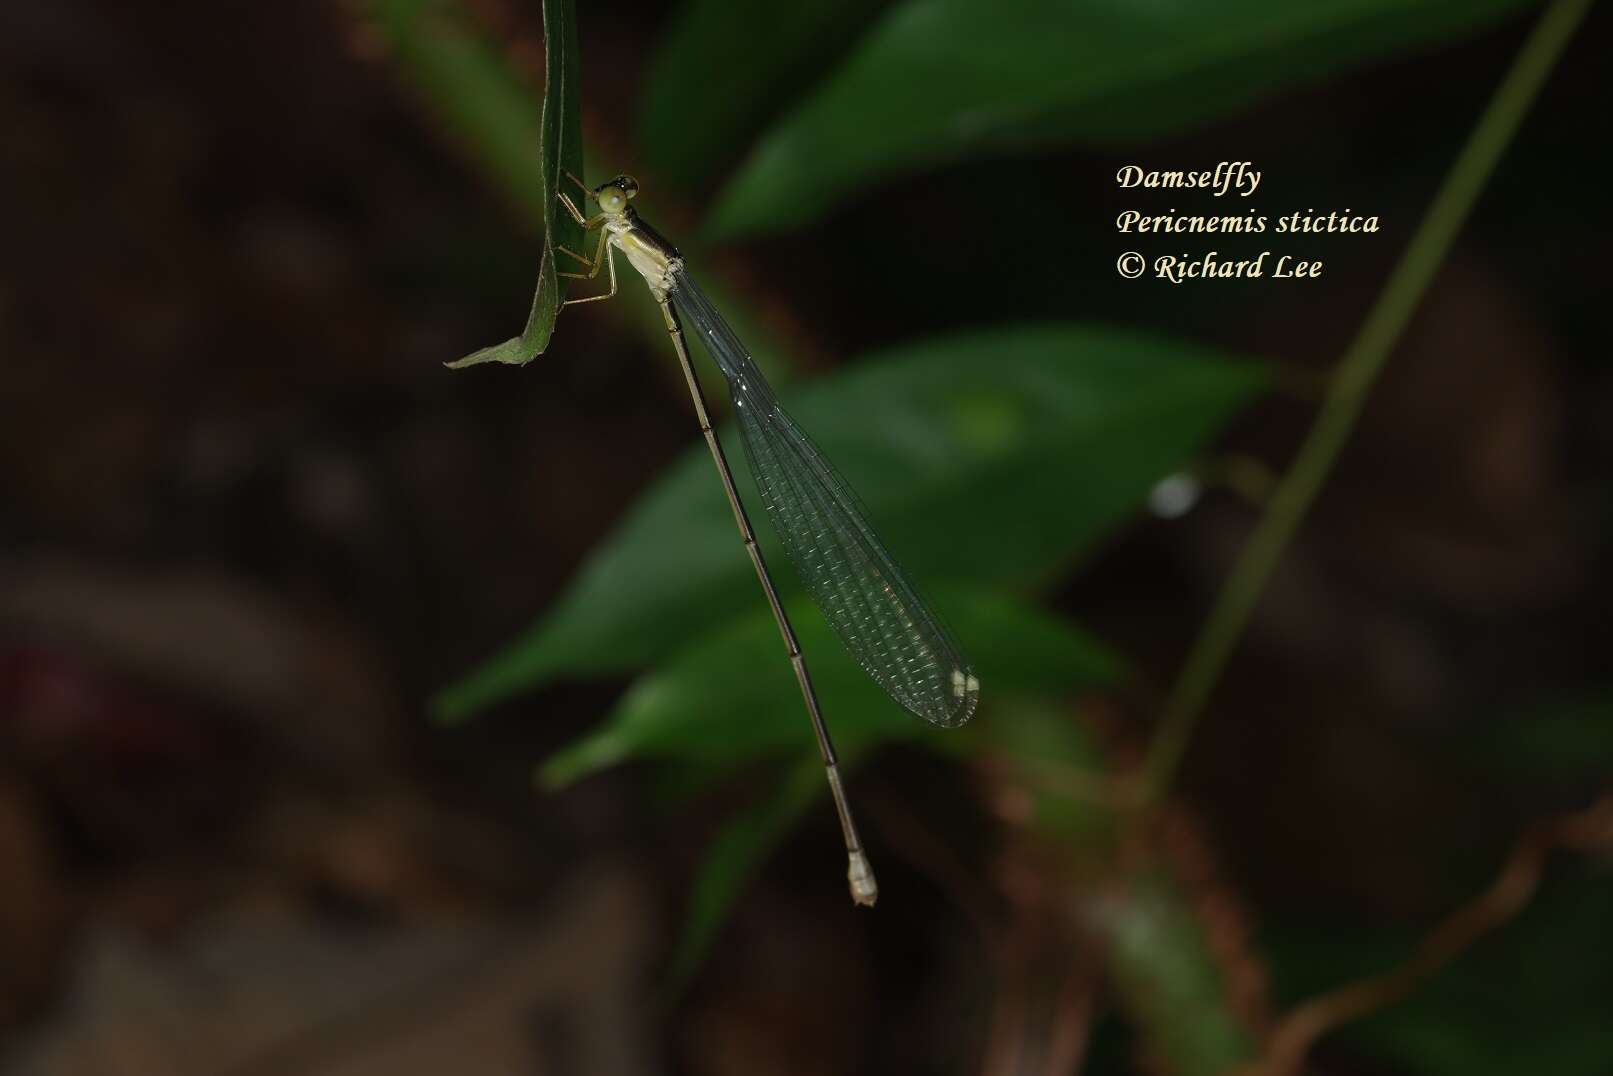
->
(1139, 0), (1593, 805)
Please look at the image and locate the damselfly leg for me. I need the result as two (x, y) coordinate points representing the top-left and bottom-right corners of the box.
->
(557, 242), (617, 307)
(553, 184), (618, 306)
(556, 227), (607, 274)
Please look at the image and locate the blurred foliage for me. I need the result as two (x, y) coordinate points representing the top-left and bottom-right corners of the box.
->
(638, 0), (897, 189)
(539, 587), (1120, 787)
(695, 0), (1532, 237)
(987, 706), (1262, 1073)
(983, 697), (1114, 845)
(437, 326), (1267, 720)
(665, 756), (829, 986)
(1099, 872), (1258, 1076)
(658, 695), (1268, 1044)
(618, 616), (1120, 984)
(370, 0), (556, 223)
(1265, 869), (1613, 1076)
(1470, 693), (1613, 780)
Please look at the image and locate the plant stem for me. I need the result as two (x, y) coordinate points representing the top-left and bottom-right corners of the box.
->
(1139, 0), (1593, 806)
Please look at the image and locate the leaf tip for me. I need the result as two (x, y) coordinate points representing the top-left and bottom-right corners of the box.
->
(444, 336), (538, 370)
(538, 735), (627, 790)
(428, 688), (477, 727)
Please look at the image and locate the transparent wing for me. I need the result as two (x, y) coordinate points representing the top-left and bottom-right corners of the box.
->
(670, 270), (978, 727)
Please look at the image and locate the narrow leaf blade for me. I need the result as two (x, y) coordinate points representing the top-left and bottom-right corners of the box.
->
(444, 0), (584, 367)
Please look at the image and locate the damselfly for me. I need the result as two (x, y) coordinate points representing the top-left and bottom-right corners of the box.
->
(555, 173), (978, 905)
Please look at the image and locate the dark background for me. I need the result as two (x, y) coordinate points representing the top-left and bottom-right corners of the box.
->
(1, 1), (1609, 1074)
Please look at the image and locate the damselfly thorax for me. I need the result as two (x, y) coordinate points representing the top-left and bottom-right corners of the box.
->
(604, 209), (682, 299)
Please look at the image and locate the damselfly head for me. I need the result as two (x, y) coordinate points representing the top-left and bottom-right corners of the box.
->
(593, 175), (639, 214)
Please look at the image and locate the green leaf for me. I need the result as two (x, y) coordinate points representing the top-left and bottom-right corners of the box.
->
(665, 759), (825, 988)
(442, 0), (585, 367)
(435, 324), (1264, 721)
(638, 0), (898, 189)
(1098, 871), (1258, 1076)
(704, 0), (1531, 238)
(538, 586), (1121, 787)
